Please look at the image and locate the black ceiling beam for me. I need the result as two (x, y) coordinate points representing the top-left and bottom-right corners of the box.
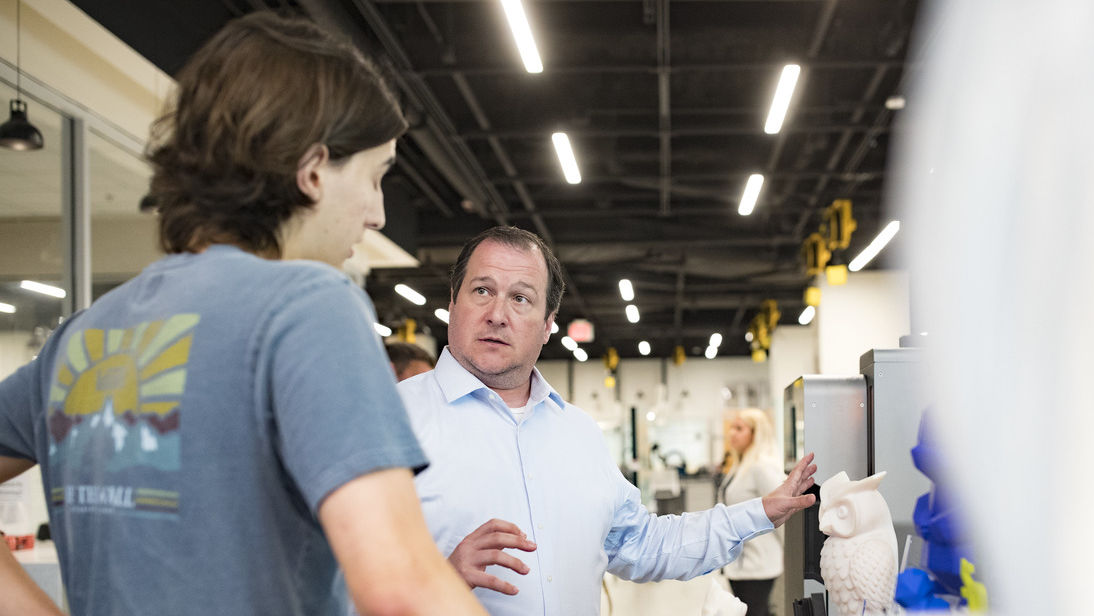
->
(416, 236), (800, 256)
(656, 0), (672, 216)
(415, 59), (903, 77)
(375, 0), (829, 3)
(312, 0), (511, 222)
(762, 0), (839, 208)
(591, 103), (889, 117)
(491, 169), (885, 185)
(459, 124), (891, 139)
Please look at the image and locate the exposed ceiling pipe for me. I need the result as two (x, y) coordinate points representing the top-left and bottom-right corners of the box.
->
(414, 59), (903, 78)
(413, 1), (592, 318)
(763, 0), (840, 179)
(300, 0), (507, 223)
(656, 0), (671, 216)
(461, 123), (886, 139)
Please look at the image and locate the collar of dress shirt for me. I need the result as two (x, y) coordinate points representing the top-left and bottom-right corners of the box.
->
(434, 346), (565, 413)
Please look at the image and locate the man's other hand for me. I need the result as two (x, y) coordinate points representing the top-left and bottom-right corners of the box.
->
(762, 452), (817, 528)
(449, 518), (537, 595)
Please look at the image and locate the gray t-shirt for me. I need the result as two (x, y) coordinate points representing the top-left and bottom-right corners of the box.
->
(0, 245), (427, 615)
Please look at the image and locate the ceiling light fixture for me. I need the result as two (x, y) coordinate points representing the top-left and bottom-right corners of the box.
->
(20, 280), (65, 298)
(638, 340), (650, 356)
(885, 95), (906, 111)
(798, 305), (816, 325)
(0, 302), (15, 314)
(625, 304), (640, 323)
(764, 63), (801, 135)
(551, 132), (582, 184)
(705, 346), (718, 359)
(561, 336), (578, 351)
(500, 0), (544, 74)
(0, 1), (44, 151)
(551, 322), (559, 334)
(573, 348), (588, 362)
(737, 173), (764, 216)
(709, 333), (723, 348)
(618, 279), (634, 302)
(373, 323), (392, 337)
(849, 221), (901, 272)
(434, 308), (450, 324)
(394, 283), (426, 306)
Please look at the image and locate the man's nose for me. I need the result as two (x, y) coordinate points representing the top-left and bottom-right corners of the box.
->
(485, 298), (507, 326)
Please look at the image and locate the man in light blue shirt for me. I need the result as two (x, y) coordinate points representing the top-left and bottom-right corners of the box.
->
(399, 226), (817, 615)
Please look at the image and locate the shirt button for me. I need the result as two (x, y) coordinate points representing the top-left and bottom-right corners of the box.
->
(547, 576), (553, 582)
(526, 474), (533, 480)
(537, 524), (543, 530)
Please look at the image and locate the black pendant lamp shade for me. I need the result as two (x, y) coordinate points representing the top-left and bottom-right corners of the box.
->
(0, 100), (44, 151)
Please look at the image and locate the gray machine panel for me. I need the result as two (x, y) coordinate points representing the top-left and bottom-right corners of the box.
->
(783, 374), (868, 482)
(860, 347), (931, 553)
(782, 375), (867, 613)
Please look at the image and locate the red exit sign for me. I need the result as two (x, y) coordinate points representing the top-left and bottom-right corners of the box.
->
(567, 319), (595, 343)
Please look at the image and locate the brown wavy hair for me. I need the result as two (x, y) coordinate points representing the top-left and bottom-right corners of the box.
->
(146, 12), (408, 256)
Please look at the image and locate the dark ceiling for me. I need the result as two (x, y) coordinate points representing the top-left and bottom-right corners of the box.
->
(71, 0), (920, 360)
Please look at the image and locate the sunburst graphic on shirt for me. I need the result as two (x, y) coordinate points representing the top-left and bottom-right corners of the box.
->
(46, 314), (199, 474)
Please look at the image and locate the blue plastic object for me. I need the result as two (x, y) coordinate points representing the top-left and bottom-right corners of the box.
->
(895, 568), (951, 610)
(905, 410), (980, 606)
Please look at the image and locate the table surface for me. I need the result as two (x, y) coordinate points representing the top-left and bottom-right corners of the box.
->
(12, 540), (58, 564)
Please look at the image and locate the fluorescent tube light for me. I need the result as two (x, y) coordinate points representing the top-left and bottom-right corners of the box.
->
(0, 302), (14, 314)
(573, 348), (588, 362)
(618, 279), (634, 302)
(373, 323), (392, 337)
(705, 346), (718, 359)
(849, 221), (901, 272)
(638, 340), (651, 356)
(500, 0), (543, 73)
(625, 304), (640, 323)
(394, 283), (426, 306)
(798, 305), (816, 325)
(551, 132), (582, 184)
(434, 308), (450, 324)
(764, 64), (801, 134)
(737, 174), (764, 216)
(709, 333), (723, 348)
(561, 336), (578, 351)
(20, 280), (66, 298)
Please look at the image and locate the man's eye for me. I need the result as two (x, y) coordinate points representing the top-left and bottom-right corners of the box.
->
(514, 295), (528, 304)
(474, 287), (489, 295)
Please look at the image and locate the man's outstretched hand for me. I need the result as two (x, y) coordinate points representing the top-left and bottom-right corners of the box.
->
(448, 518), (537, 596)
(762, 453), (817, 528)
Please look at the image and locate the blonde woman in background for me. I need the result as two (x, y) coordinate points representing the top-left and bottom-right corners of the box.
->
(719, 409), (786, 616)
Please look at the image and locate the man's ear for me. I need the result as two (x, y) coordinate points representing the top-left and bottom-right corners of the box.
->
(296, 144), (330, 203)
(543, 312), (556, 343)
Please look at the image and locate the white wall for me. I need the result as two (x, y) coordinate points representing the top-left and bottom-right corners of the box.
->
(536, 356), (769, 471)
(768, 324), (819, 455)
(816, 270), (910, 375)
(0, 0), (172, 143)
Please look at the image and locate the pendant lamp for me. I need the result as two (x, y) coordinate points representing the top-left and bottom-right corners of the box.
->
(0, 0), (44, 151)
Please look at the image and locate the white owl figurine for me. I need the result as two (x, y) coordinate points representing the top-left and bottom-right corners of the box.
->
(818, 471), (898, 616)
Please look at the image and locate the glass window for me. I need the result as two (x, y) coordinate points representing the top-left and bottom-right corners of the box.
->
(0, 84), (66, 373)
(0, 84), (65, 543)
(89, 128), (157, 301)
